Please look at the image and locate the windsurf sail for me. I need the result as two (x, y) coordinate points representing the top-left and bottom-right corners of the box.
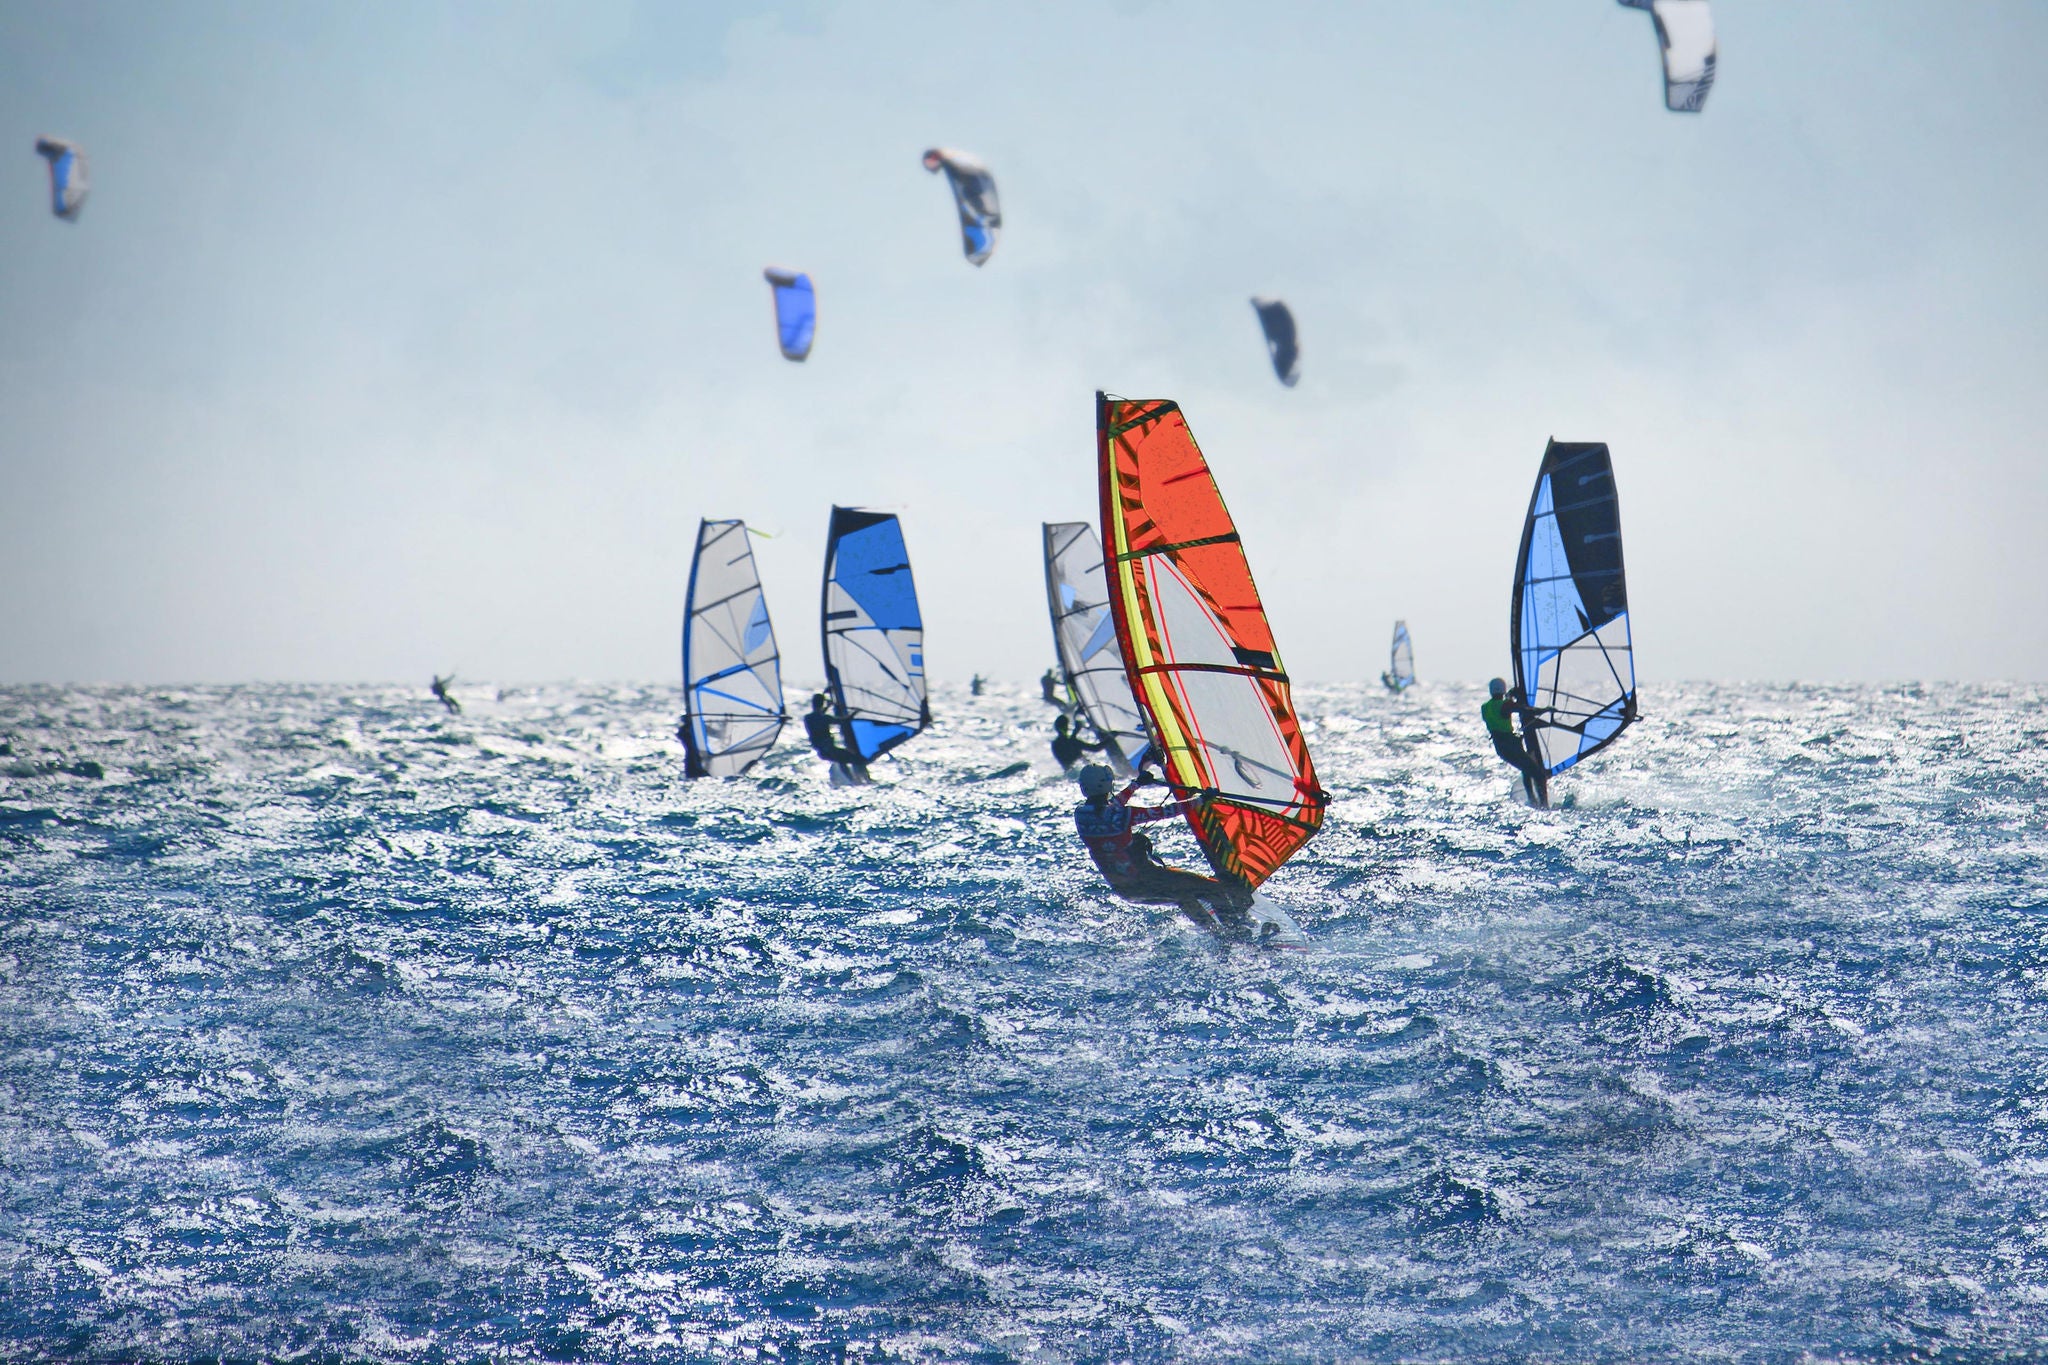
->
(1042, 521), (1147, 774)
(921, 147), (1001, 267)
(1511, 439), (1637, 777)
(1098, 394), (1326, 888)
(1383, 620), (1416, 692)
(821, 507), (929, 763)
(762, 267), (816, 361)
(34, 137), (88, 222)
(681, 518), (785, 777)
(1618, 0), (1716, 113)
(1250, 298), (1300, 387)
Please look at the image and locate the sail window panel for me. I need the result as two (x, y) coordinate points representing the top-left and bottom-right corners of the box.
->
(1168, 669), (1299, 804)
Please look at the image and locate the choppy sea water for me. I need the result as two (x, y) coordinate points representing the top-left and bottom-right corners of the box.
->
(2, 681), (2046, 1363)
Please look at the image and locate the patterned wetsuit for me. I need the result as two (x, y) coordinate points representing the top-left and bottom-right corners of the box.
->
(1074, 782), (1237, 906)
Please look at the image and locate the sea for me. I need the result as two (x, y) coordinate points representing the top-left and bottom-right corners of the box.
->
(2, 681), (2045, 1364)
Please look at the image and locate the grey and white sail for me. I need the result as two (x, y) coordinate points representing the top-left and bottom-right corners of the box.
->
(681, 518), (785, 777)
(1618, 0), (1716, 113)
(1042, 521), (1147, 774)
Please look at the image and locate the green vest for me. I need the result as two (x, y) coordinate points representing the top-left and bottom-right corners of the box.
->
(1480, 696), (1515, 736)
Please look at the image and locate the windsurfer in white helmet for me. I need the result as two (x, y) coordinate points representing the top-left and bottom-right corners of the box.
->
(1072, 762), (1246, 917)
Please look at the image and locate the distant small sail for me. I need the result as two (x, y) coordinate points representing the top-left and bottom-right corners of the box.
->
(762, 267), (816, 361)
(1382, 621), (1415, 693)
(681, 518), (785, 778)
(921, 147), (1001, 267)
(1042, 521), (1148, 774)
(34, 137), (88, 222)
(1618, 0), (1716, 113)
(1250, 298), (1299, 387)
(1511, 440), (1637, 777)
(822, 507), (929, 763)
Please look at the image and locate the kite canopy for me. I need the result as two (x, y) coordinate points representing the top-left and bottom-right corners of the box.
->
(762, 267), (816, 361)
(1042, 520), (1147, 774)
(681, 519), (785, 778)
(1511, 440), (1637, 777)
(921, 147), (1001, 267)
(1250, 298), (1299, 387)
(1618, 0), (1716, 113)
(34, 137), (87, 222)
(1097, 394), (1325, 888)
(821, 507), (929, 764)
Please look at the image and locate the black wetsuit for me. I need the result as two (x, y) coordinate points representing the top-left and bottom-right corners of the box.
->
(804, 708), (866, 775)
(1051, 727), (1108, 772)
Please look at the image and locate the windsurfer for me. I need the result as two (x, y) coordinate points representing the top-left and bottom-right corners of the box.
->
(431, 674), (461, 715)
(1040, 667), (1063, 707)
(1072, 764), (1248, 917)
(1482, 678), (1548, 807)
(1050, 713), (1109, 772)
(804, 693), (869, 784)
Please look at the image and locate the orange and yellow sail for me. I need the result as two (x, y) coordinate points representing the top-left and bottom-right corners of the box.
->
(1096, 394), (1325, 888)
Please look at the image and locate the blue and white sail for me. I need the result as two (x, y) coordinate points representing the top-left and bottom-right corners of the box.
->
(762, 267), (816, 361)
(1618, 0), (1716, 113)
(921, 147), (1001, 267)
(1382, 620), (1416, 693)
(1042, 521), (1147, 774)
(34, 137), (88, 222)
(821, 507), (928, 763)
(1511, 440), (1637, 776)
(681, 519), (785, 777)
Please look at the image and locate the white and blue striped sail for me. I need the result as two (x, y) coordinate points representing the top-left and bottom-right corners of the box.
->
(1618, 0), (1716, 113)
(1511, 440), (1636, 777)
(1381, 620), (1416, 693)
(34, 137), (88, 222)
(822, 507), (928, 764)
(1042, 521), (1147, 775)
(681, 519), (784, 777)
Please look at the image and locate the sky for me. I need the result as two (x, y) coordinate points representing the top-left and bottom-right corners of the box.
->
(2, 0), (2044, 686)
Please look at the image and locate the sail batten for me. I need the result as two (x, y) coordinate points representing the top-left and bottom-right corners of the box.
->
(1042, 521), (1147, 774)
(1097, 393), (1324, 889)
(1510, 439), (1637, 777)
(681, 519), (785, 778)
(822, 507), (929, 764)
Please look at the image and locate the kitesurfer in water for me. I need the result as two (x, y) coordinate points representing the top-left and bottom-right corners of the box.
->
(1050, 713), (1110, 772)
(431, 674), (461, 715)
(1072, 764), (1249, 918)
(970, 674), (985, 697)
(1482, 678), (1548, 807)
(804, 693), (869, 784)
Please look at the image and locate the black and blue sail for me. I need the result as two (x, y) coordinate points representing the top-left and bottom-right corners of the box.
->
(821, 507), (929, 763)
(1511, 440), (1636, 776)
(681, 519), (785, 777)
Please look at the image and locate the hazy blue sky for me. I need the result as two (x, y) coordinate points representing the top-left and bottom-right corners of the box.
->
(3, 1), (2044, 685)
